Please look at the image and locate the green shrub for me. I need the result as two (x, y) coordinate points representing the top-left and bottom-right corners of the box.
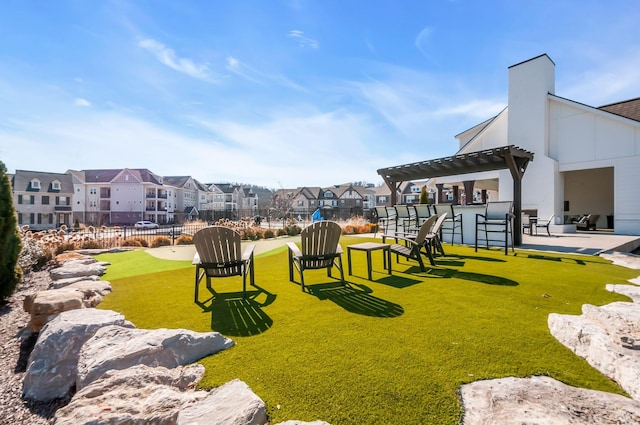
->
(0, 161), (22, 301)
(277, 228), (288, 237)
(263, 229), (275, 239)
(287, 224), (302, 236)
(150, 236), (171, 248)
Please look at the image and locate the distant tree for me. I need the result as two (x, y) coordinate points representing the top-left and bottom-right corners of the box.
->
(0, 161), (22, 302)
(419, 186), (428, 204)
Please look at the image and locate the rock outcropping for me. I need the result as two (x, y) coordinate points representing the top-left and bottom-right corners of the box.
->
(23, 308), (134, 401)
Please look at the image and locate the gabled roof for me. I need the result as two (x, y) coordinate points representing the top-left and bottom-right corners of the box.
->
(214, 183), (239, 193)
(75, 168), (163, 184)
(11, 170), (74, 193)
(163, 176), (192, 188)
(598, 97), (640, 122)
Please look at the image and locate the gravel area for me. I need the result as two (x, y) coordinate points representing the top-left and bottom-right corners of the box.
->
(0, 271), (68, 425)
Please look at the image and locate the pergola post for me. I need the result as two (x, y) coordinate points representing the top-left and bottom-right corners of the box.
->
(463, 180), (475, 205)
(377, 145), (534, 247)
(436, 184), (444, 203)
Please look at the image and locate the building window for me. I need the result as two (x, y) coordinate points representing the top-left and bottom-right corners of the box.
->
(356, 200), (361, 206)
(340, 199), (345, 205)
(42, 196), (49, 205)
(297, 200), (304, 206)
(52, 181), (61, 190)
(31, 179), (41, 189)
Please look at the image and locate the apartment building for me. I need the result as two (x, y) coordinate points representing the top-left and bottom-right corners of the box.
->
(11, 170), (74, 230)
(69, 168), (175, 226)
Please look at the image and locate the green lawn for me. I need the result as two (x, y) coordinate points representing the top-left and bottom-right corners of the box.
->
(97, 236), (638, 424)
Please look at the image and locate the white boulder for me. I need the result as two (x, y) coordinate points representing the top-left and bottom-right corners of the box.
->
(23, 308), (134, 401)
(77, 326), (234, 389)
(461, 376), (640, 424)
(177, 379), (268, 425)
(53, 364), (207, 425)
(549, 302), (640, 399)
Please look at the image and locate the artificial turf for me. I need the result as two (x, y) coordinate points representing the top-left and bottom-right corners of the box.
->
(97, 236), (638, 424)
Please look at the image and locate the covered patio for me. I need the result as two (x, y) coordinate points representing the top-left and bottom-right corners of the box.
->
(377, 145), (534, 246)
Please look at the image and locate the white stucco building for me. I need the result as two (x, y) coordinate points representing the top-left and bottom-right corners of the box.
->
(435, 54), (640, 235)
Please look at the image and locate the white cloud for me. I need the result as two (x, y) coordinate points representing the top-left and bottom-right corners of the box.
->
(74, 98), (91, 107)
(225, 56), (264, 85)
(1, 106), (389, 188)
(560, 49), (640, 106)
(288, 30), (319, 49)
(138, 38), (215, 82)
(436, 100), (506, 119)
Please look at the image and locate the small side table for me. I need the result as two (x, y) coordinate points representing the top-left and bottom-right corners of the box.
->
(347, 242), (392, 280)
(529, 217), (538, 236)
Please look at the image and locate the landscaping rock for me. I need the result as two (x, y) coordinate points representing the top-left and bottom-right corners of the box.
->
(601, 252), (640, 270)
(22, 281), (113, 332)
(460, 375), (640, 424)
(23, 288), (84, 332)
(50, 274), (100, 289)
(23, 308), (134, 401)
(53, 364), (208, 425)
(607, 283), (640, 303)
(77, 326), (234, 389)
(548, 301), (640, 399)
(177, 378), (268, 425)
(49, 259), (106, 281)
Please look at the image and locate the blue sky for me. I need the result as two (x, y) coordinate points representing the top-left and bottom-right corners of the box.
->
(1, 1), (639, 189)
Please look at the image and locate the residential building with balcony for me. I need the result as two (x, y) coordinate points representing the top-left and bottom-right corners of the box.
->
(69, 168), (174, 226)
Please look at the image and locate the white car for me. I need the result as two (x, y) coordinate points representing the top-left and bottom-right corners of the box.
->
(134, 221), (159, 230)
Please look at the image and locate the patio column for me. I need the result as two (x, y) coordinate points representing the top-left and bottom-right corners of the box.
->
(436, 184), (444, 203)
(452, 186), (459, 205)
(463, 180), (475, 205)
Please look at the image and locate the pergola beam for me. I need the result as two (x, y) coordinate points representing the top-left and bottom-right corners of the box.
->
(377, 145), (534, 245)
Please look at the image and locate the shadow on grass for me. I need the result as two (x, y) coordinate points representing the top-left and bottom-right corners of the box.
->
(442, 254), (507, 263)
(524, 253), (586, 265)
(198, 285), (276, 337)
(393, 265), (519, 286)
(307, 281), (404, 317)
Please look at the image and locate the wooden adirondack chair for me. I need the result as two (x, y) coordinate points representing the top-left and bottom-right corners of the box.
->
(389, 213), (445, 271)
(287, 221), (344, 291)
(193, 226), (255, 303)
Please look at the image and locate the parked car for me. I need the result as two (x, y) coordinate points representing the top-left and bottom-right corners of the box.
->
(134, 221), (159, 229)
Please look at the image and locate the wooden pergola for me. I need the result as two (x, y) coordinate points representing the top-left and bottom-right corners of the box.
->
(377, 145), (534, 245)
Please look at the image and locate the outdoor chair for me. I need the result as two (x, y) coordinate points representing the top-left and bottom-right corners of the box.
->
(535, 214), (554, 236)
(434, 203), (463, 245)
(475, 201), (515, 255)
(409, 204), (433, 232)
(522, 213), (532, 235)
(389, 213), (447, 271)
(576, 214), (599, 231)
(287, 221), (344, 291)
(393, 205), (411, 234)
(374, 206), (390, 236)
(193, 226), (255, 303)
